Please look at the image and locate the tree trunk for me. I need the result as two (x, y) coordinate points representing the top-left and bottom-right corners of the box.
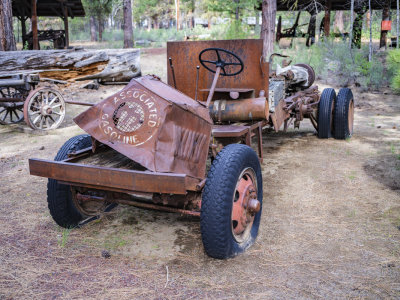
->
(334, 11), (344, 32)
(90, 16), (97, 42)
(352, 13), (363, 49)
(349, 0), (354, 49)
(98, 17), (104, 42)
(380, 6), (390, 49)
(123, 0), (134, 48)
(0, 0), (17, 51)
(397, 0), (399, 49)
(261, 0), (277, 61)
(369, 0), (372, 61)
(0, 49), (141, 82)
(235, 0), (240, 21)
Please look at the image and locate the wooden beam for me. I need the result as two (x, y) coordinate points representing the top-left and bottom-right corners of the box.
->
(31, 0), (39, 50)
(63, 4), (69, 48)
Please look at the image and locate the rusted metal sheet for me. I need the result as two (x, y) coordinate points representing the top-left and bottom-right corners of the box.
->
(167, 39), (269, 102)
(74, 75), (212, 179)
(209, 98), (269, 123)
(29, 158), (201, 194)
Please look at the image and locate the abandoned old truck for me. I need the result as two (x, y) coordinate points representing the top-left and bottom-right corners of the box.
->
(29, 39), (355, 259)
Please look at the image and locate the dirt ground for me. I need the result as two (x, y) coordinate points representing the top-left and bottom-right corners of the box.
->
(0, 48), (399, 299)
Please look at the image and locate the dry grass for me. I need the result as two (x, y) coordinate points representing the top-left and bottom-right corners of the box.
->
(0, 51), (399, 299)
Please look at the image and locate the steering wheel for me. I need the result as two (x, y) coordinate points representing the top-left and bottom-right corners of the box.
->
(199, 48), (244, 77)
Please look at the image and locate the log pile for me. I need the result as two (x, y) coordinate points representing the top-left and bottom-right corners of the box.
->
(0, 48), (141, 83)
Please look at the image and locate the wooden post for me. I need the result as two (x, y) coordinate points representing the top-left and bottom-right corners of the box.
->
(380, 5), (390, 49)
(31, 0), (39, 50)
(324, 0), (331, 37)
(63, 5), (69, 48)
(20, 17), (27, 48)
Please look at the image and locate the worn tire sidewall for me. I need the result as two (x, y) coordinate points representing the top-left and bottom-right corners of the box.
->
(201, 144), (263, 259)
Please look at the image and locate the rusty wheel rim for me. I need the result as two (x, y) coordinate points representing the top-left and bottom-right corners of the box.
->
(72, 190), (107, 217)
(348, 100), (354, 135)
(231, 168), (258, 243)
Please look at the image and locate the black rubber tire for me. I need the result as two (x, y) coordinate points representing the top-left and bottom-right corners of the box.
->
(333, 88), (354, 140)
(318, 88), (336, 139)
(200, 144), (263, 259)
(47, 134), (92, 228)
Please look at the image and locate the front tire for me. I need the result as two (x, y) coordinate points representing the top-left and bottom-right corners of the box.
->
(201, 144), (263, 259)
(47, 134), (92, 228)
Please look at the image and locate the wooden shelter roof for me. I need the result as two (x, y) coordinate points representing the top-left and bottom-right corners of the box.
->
(259, 0), (398, 12)
(12, 0), (85, 19)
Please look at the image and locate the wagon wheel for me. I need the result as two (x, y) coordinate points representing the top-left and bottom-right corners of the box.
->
(24, 87), (66, 130)
(0, 87), (25, 125)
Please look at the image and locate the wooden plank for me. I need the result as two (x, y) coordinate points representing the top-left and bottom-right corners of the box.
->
(29, 158), (200, 194)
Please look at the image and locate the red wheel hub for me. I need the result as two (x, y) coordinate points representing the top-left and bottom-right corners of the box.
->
(232, 171), (260, 241)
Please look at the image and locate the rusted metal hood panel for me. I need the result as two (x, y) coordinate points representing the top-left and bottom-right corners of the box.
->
(74, 75), (212, 179)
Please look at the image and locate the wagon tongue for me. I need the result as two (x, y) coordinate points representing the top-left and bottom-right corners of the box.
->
(73, 75), (212, 179)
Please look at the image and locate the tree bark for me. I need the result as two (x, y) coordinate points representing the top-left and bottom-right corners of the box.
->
(369, 0), (372, 61)
(0, 49), (141, 82)
(334, 11), (344, 32)
(0, 0), (17, 51)
(397, 0), (399, 49)
(349, 0), (354, 49)
(123, 0), (134, 48)
(90, 16), (98, 42)
(98, 16), (104, 42)
(380, 5), (390, 49)
(261, 0), (277, 61)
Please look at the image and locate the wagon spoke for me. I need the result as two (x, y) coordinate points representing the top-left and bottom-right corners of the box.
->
(2, 110), (9, 121)
(48, 95), (59, 106)
(33, 115), (41, 124)
(39, 116), (44, 129)
(51, 103), (62, 109)
(45, 117), (50, 129)
(29, 110), (40, 116)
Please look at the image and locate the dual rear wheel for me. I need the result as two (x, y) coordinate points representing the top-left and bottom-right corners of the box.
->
(317, 88), (354, 140)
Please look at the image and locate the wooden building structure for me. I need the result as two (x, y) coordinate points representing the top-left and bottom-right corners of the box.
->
(12, 0), (85, 50)
(264, 0), (398, 48)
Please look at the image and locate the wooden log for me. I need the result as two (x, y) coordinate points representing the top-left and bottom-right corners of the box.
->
(0, 48), (141, 82)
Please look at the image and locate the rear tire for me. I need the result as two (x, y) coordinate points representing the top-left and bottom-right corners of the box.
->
(47, 134), (92, 228)
(333, 88), (354, 139)
(318, 88), (336, 139)
(201, 144), (263, 259)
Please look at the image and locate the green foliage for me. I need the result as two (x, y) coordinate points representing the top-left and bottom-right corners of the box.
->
(282, 40), (389, 90)
(205, 0), (259, 18)
(58, 228), (72, 248)
(387, 49), (400, 94)
(224, 20), (251, 40)
(81, 0), (113, 17)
